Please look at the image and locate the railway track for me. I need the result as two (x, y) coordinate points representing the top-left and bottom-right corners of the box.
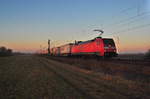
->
(43, 55), (150, 82)
(46, 56), (150, 66)
(106, 58), (150, 66)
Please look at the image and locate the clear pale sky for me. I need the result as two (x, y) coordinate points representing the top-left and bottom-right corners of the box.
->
(0, 0), (150, 53)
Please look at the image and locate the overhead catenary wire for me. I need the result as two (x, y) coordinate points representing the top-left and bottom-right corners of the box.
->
(107, 11), (150, 35)
(109, 6), (137, 21)
(85, 5), (138, 33)
(109, 22), (150, 35)
(103, 0), (150, 36)
(107, 11), (150, 32)
(74, 3), (142, 40)
(103, 5), (139, 28)
(103, 0), (146, 31)
(105, 10), (150, 30)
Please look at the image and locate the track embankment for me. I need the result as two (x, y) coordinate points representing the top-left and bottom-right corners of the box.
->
(45, 56), (150, 82)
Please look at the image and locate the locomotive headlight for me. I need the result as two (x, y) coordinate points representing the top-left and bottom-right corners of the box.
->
(104, 47), (109, 49)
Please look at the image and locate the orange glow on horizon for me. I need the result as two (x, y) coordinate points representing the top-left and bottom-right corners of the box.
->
(0, 41), (47, 53)
(1, 39), (149, 53)
(117, 44), (150, 53)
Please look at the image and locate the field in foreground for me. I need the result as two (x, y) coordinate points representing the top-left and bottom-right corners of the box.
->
(0, 55), (150, 99)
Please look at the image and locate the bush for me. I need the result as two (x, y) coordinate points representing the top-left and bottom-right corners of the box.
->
(145, 49), (150, 59)
(0, 46), (13, 56)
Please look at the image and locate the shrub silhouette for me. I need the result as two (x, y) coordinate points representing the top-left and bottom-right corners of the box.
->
(0, 46), (13, 56)
(145, 49), (150, 59)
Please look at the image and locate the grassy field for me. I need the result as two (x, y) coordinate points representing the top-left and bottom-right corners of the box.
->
(0, 55), (150, 99)
(47, 56), (150, 82)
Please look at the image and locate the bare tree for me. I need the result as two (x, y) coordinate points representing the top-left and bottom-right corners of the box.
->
(0, 46), (13, 56)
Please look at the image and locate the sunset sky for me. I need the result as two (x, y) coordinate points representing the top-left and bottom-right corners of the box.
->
(0, 0), (150, 53)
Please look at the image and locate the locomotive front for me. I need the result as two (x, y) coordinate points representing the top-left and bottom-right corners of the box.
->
(102, 38), (118, 57)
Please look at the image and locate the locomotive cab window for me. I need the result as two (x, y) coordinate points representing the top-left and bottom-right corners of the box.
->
(103, 39), (115, 47)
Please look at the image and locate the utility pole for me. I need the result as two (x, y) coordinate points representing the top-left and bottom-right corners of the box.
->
(48, 39), (50, 55)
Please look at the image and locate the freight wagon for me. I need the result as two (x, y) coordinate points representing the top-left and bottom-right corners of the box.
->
(59, 43), (73, 56)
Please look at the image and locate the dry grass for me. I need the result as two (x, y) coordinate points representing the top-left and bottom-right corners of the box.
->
(42, 56), (150, 99)
(0, 55), (150, 99)
(47, 56), (150, 82)
(0, 55), (85, 99)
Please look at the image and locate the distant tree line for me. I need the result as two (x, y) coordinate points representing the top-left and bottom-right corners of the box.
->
(0, 46), (13, 56)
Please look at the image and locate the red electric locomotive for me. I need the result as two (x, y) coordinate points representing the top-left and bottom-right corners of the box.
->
(50, 30), (117, 57)
(50, 37), (117, 57)
(71, 37), (117, 57)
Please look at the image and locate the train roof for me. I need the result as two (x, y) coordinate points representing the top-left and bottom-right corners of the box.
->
(76, 37), (114, 45)
(51, 37), (114, 48)
(58, 43), (73, 47)
(102, 38), (113, 40)
(77, 39), (94, 45)
(76, 37), (101, 45)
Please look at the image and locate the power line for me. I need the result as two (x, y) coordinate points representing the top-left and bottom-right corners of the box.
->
(103, 1), (146, 30)
(109, 23), (150, 35)
(107, 11), (150, 30)
(110, 6), (137, 19)
(105, 10), (150, 30)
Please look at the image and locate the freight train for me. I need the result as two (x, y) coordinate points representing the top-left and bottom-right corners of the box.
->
(50, 37), (117, 57)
